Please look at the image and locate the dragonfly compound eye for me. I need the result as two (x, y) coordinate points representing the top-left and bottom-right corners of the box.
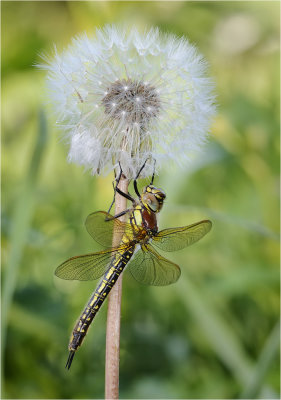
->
(142, 192), (163, 213)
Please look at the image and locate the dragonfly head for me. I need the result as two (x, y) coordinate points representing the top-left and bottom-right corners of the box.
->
(141, 185), (166, 213)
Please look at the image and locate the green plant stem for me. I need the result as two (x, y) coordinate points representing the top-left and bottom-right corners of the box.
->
(105, 174), (128, 400)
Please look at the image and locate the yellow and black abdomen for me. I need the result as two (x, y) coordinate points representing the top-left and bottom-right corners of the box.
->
(65, 245), (135, 369)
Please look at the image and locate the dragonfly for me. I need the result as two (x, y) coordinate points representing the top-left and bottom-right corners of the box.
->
(55, 162), (212, 369)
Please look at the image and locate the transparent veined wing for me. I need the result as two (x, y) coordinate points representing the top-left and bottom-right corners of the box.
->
(152, 220), (212, 252)
(85, 211), (134, 248)
(55, 245), (130, 281)
(128, 244), (181, 286)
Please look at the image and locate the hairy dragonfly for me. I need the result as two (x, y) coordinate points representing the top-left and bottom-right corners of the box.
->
(56, 164), (212, 369)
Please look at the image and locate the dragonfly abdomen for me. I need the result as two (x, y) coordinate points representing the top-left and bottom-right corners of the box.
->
(66, 245), (135, 369)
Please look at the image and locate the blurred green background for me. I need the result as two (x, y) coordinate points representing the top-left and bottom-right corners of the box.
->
(2, 1), (280, 399)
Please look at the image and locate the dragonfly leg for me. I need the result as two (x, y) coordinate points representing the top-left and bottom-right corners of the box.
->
(150, 158), (156, 185)
(106, 181), (117, 216)
(115, 163), (134, 201)
(107, 163), (134, 218)
(134, 158), (150, 198)
(105, 208), (131, 221)
(106, 164), (123, 215)
(134, 157), (156, 196)
(115, 187), (134, 201)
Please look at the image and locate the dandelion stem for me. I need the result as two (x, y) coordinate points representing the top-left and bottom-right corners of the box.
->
(105, 174), (128, 400)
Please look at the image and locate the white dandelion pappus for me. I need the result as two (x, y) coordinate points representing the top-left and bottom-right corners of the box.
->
(41, 25), (216, 179)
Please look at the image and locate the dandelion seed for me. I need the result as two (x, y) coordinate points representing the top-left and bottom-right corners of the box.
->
(40, 25), (216, 178)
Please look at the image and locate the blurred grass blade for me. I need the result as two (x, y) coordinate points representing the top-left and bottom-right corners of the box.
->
(177, 277), (252, 385)
(9, 304), (63, 342)
(1, 110), (48, 357)
(241, 320), (280, 399)
(177, 277), (277, 396)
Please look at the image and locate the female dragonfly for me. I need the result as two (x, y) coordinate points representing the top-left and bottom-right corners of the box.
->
(55, 163), (212, 369)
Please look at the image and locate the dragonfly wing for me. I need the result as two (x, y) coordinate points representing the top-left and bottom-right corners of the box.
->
(55, 246), (127, 281)
(128, 244), (181, 286)
(152, 220), (212, 252)
(85, 211), (133, 248)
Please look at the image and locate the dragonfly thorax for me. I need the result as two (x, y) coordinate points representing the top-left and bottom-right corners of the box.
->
(141, 185), (166, 213)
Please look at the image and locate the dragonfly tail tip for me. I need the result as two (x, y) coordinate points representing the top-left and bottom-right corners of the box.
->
(65, 350), (75, 370)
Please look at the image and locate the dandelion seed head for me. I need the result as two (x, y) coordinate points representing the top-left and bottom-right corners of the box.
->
(101, 78), (161, 127)
(40, 25), (216, 178)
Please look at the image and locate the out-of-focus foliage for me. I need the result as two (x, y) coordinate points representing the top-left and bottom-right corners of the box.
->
(2, 2), (279, 399)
